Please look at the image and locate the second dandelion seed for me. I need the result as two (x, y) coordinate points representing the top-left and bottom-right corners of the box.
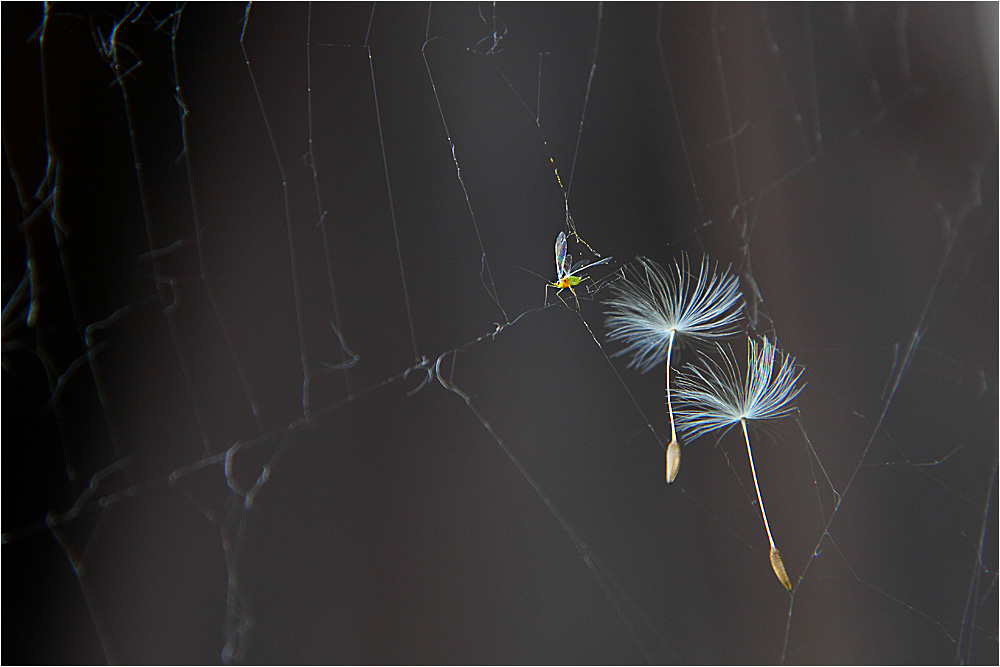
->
(603, 254), (744, 483)
(673, 336), (805, 590)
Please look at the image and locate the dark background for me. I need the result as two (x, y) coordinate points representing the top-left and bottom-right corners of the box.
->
(3, 2), (997, 664)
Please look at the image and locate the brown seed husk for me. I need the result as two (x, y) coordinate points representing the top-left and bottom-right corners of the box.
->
(665, 441), (681, 484)
(770, 547), (792, 590)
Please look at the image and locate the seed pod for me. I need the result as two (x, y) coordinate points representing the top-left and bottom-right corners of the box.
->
(665, 441), (681, 484)
(770, 547), (792, 590)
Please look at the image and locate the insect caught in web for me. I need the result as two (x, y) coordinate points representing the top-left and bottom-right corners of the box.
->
(545, 231), (612, 309)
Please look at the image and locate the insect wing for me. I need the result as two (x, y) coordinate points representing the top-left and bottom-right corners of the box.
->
(554, 231), (569, 279)
(563, 253), (574, 279)
(568, 255), (612, 277)
(580, 255), (612, 271)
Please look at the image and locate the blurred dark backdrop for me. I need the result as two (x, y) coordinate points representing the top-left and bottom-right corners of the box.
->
(3, 3), (997, 664)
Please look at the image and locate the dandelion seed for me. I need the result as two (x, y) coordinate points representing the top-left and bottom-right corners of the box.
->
(673, 336), (805, 590)
(603, 255), (743, 483)
(664, 437), (681, 485)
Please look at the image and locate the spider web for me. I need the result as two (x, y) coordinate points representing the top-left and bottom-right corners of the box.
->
(3, 2), (997, 664)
